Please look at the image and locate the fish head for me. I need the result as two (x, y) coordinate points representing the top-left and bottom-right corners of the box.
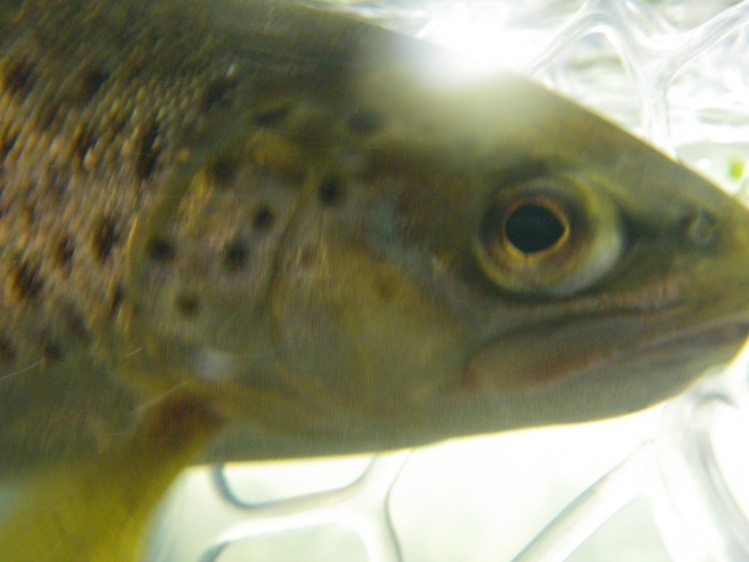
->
(120, 20), (749, 456)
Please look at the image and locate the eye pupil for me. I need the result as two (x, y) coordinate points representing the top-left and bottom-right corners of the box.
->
(504, 203), (565, 253)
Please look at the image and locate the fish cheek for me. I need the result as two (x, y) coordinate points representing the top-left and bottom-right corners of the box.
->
(270, 214), (465, 426)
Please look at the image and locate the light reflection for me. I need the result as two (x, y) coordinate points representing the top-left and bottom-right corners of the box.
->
(415, 1), (541, 74)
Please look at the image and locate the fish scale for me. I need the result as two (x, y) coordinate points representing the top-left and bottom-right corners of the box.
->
(0, 0), (213, 472)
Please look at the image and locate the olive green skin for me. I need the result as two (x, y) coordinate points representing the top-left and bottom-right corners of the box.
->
(2, 1), (749, 559)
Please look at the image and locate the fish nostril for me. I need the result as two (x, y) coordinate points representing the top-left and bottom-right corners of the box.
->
(680, 210), (718, 248)
(174, 293), (201, 318)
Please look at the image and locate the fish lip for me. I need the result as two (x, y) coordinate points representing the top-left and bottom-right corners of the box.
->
(459, 317), (749, 396)
(635, 319), (749, 358)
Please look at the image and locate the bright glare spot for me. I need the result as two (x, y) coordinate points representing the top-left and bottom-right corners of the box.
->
(695, 157), (712, 171)
(417, 1), (540, 76)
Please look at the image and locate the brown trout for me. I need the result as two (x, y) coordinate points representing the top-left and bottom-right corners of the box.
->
(2, 0), (749, 559)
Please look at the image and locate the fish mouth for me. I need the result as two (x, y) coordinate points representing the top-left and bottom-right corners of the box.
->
(460, 317), (749, 397)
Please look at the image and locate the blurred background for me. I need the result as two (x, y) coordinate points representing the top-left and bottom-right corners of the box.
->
(146, 1), (749, 560)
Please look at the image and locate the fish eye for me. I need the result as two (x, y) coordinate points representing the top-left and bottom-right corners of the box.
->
(502, 199), (568, 255)
(475, 173), (623, 298)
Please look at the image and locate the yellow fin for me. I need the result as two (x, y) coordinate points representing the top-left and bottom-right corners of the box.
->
(0, 396), (222, 561)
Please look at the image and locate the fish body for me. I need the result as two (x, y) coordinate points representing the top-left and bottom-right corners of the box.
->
(2, 0), (749, 559)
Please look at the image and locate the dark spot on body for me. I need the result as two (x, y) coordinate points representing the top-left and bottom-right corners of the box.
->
(135, 117), (160, 180)
(348, 109), (385, 135)
(146, 236), (176, 262)
(252, 205), (275, 231)
(252, 106), (290, 128)
(10, 260), (43, 299)
(318, 177), (344, 206)
(64, 309), (89, 341)
(54, 236), (75, 270)
(208, 155), (237, 186)
(109, 285), (124, 317)
(222, 239), (248, 272)
(200, 77), (237, 111)
(74, 66), (109, 103)
(2, 59), (36, 97)
(92, 215), (120, 262)
(175, 293), (201, 318)
(42, 342), (62, 362)
(0, 337), (17, 365)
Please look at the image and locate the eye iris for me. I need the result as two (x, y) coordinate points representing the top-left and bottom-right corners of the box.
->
(504, 203), (565, 253)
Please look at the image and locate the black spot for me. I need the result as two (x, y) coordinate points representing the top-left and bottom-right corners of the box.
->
(222, 239), (248, 272)
(54, 236), (75, 270)
(200, 77), (237, 111)
(0, 337), (16, 365)
(109, 285), (124, 317)
(145, 236), (176, 262)
(175, 293), (201, 318)
(252, 106), (290, 128)
(348, 109), (385, 136)
(64, 309), (89, 341)
(318, 177), (344, 206)
(72, 125), (96, 168)
(75, 66), (109, 103)
(10, 260), (43, 300)
(134, 117), (160, 180)
(2, 59), (36, 97)
(91, 215), (120, 263)
(42, 342), (62, 362)
(252, 205), (275, 231)
(208, 155), (237, 186)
